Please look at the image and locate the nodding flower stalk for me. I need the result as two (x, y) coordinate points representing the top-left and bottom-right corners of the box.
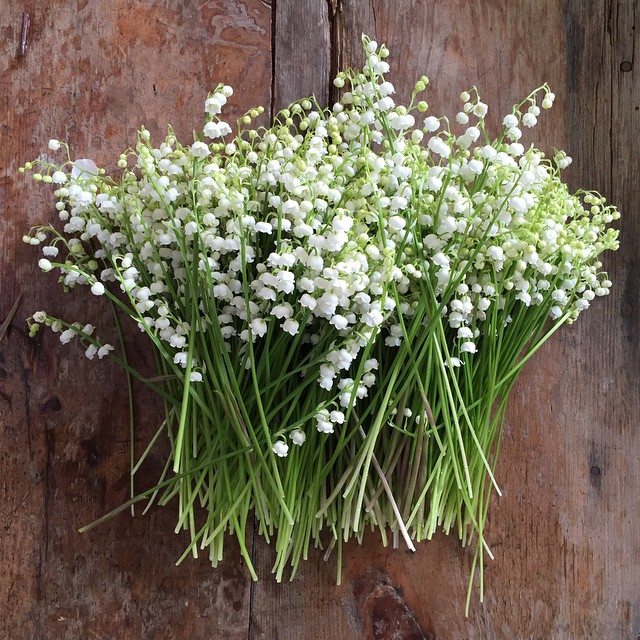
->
(23, 34), (619, 608)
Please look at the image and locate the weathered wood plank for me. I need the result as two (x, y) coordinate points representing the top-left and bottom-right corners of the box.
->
(0, 2), (271, 639)
(272, 0), (331, 111)
(255, 1), (640, 639)
(559, 1), (640, 637)
(1, 1), (638, 639)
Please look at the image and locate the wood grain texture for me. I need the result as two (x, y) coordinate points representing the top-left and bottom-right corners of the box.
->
(0, 2), (270, 639)
(1, 1), (638, 639)
(272, 0), (331, 111)
(254, 1), (640, 639)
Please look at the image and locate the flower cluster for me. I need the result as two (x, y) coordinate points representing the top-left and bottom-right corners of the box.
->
(23, 36), (619, 603)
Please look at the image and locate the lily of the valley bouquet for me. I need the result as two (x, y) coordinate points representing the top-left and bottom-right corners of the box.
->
(22, 37), (619, 608)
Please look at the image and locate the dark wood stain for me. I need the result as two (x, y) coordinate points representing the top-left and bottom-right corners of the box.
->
(353, 570), (435, 640)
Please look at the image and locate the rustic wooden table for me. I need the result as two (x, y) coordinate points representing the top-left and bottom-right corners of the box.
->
(1, 2), (637, 638)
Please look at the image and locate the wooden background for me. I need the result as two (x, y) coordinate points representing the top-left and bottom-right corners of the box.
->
(1, 1), (638, 638)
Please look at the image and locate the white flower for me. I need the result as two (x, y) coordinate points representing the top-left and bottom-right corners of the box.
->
(473, 102), (488, 117)
(91, 282), (105, 296)
(465, 126), (480, 141)
(250, 317), (268, 337)
(428, 136), (450, 158)
(505, 127), (522, 141)
(508, 143), (524, 157)
(388, 113), (415, 131)
(576, 299), (590, 311)
(255, 221), (273, 233)
(432, 252), (449, 268)
(388, 215), (406, 231)
(290, 429), (306, 446)
(330, 315), (349, 330)
(38, 258), (53, 272)
(460, 341), (477, 354)
(48, 139), (61, 151)
(282, 318), (299, 335)
(423, 116), (440, 132)
(85, 344), (98, 360)
(426, 176), (442, 191)
(204, 121), (232, 139)
(300, 293), (317, 310)
(364, 358), (378, 371)
(272, 303), (293, 319)
(376, 96), (394, 111)
(315, 409), (335, 433)
(205, 96), (226, 115)
(59, 329), (75, 344)
(316, 419), (334, 434)
(71, 159), (98, 179)
(554, 151), (573, 169)
(184, 221), (198, 236)
(272, 440), (289, 457)
(97, 344), (114, 358)
(190, 141), (210, 158)
(509, 196), (527, 213)
(170, 334), (186, 348)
